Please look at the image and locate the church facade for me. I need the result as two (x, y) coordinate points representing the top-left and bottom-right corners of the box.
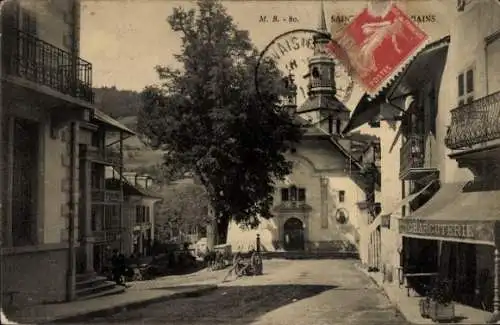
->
(227, 4), (378, 260)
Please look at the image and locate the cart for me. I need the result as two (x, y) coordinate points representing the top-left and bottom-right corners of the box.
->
(223, 250), (263, 281)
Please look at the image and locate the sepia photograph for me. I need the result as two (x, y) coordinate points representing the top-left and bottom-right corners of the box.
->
(0, 0), (499, 324)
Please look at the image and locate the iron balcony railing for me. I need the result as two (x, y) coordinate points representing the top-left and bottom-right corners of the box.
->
(87, 146), (122, 166)
(400, 134), (425, 177)
(4, 28), (94, 103)
(445, 91), (500, 150)
(91, 189), (122, 203)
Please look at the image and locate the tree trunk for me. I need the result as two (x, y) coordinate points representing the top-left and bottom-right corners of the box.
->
(217, 217), (229, 245)
(206, 206), (217, 250)
(206, 219), (217, 250)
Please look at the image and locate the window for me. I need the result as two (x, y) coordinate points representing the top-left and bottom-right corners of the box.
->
(298, 188), (306, 201)
(290, 186), (297, 201)
(281, 188), (289, 201)
(312, 67), (320, 78)
(20, 9), (37, 35)
(136, 205), (146, 223)
(458, 68), (474, 106)
(339, 190), (345, 202)
(146, 206), (151, 223)
(281, 186), (306, 202)
(104, 205), (119, 228)
(10, 118), (39, 246)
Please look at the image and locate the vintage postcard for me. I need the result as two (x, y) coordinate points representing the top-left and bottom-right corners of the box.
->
(1, 0), (500, 324)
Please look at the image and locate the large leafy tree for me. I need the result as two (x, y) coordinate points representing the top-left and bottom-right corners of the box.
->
(138, 0), (303, 245)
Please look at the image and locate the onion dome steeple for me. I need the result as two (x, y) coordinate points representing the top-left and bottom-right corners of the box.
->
(298, 0), (350, 135)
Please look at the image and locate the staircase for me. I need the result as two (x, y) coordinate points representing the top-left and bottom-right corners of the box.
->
(75, 273), (126, 300)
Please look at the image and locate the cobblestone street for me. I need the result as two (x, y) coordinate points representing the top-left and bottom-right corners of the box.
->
(90, 259), (409, 325)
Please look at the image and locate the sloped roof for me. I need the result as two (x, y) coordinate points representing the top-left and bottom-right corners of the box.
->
(93, 109), (136, 135)
(105, 177), (162, 199)
(293, 114), (380, 190)
(297, 94), (350, 114)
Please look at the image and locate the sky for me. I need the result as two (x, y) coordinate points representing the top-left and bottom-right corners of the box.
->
(80, 0), (453, 96)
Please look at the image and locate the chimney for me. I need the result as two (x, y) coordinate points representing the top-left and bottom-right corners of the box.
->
(135, 175), (148, 188)
(123, 172), (137, 185)
(145, 177), (154, 189)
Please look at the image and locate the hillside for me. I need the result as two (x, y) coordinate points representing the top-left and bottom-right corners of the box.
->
(94, 86), (142, 119)
(116, 116), (165, 170)
(93, 86), (165, 172)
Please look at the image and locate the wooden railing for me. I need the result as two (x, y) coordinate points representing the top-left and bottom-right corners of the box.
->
(400, 135), (425, 177)
(87, 147), (122, 166)
(91, 189), (122, 203)
(3, 28), (94, 103)
(445, 91), (500, 149)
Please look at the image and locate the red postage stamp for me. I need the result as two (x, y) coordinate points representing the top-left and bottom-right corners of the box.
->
(326, 4), (429, 97)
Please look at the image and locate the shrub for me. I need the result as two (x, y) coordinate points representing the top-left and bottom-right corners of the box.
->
(428, 278), (453, 305)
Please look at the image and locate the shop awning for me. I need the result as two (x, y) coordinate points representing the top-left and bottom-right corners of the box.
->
(367, 179), (438, 234)
(399, 181), (500, 245)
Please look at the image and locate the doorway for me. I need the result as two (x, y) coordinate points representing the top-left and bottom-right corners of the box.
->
(12, 118), (39, 246)
(283, 217), (305, 251)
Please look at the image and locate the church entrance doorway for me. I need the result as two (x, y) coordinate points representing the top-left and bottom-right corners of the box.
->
(284, 217), (305, 251)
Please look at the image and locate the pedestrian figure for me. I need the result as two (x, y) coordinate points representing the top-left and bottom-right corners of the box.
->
(111, 249), (126, 285)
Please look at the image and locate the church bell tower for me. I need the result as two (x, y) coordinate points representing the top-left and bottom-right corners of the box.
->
(298, 1), (350, 135)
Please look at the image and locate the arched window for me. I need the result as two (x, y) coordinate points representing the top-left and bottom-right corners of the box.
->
(312, 67), (320, 79)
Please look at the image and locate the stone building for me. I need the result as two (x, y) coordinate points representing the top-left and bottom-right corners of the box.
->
(346, 0), (500, 314)
(0, 0), (140, 309)
(120, 172), (162, 257)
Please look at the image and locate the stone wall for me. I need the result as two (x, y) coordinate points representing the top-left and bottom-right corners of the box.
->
(1, 247), (68, 308)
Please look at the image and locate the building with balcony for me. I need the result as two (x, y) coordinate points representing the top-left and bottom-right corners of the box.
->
(227, 5), (377, 259)
(78, 111), (135, 279)
(0, 0), (90, 308)
(120, 172), (162, 258)
(344, 35), (452, 289)
(0, 0), (142, 311)
(343, 0), (500, 316)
